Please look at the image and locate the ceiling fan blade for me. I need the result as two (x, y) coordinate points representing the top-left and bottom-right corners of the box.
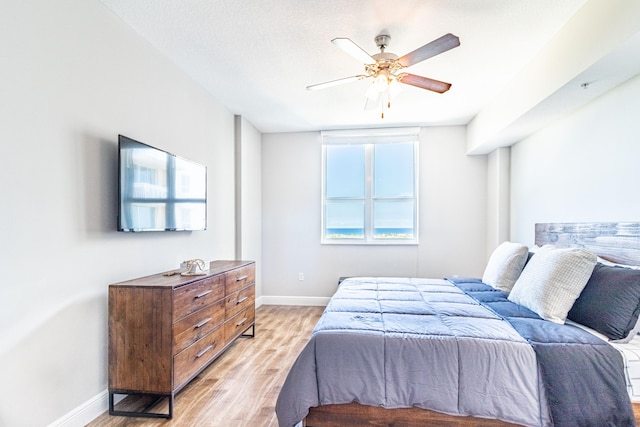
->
(306, 75), (367, 91)
(396, 33), (460, 68)
(398, 73), (452, 93)
(332, 38), (376, 64)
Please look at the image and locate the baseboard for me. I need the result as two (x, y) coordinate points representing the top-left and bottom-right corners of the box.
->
(260, 295), (330, 306)
(47, 389), (109, 427)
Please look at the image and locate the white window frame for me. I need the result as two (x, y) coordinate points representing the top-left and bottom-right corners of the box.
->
(321, 127), (419, 245)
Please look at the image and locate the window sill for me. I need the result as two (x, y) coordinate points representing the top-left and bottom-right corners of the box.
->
(321, 239), (419, 246)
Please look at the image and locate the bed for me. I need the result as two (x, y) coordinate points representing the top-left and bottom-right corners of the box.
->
(275, 222), (640, 426)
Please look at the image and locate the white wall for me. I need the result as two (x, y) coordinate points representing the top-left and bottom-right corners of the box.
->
(466, 0), (640, 154)
(511, 74), (640, 245)
(261, 126), (487, 302)
(237, 116), (263, 301)
(0, 0), (238, 425)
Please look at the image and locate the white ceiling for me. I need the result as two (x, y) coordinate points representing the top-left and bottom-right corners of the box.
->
(98, 0), (629, 137)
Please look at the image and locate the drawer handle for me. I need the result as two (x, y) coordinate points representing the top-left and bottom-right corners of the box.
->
(236, 296), (249, 305)
(194, 317), (212, 329)
(236, 317), (248, 327)
(195, 344), (214, 359)
(195, 290), (212, 299)
(236, 275), (248, 282)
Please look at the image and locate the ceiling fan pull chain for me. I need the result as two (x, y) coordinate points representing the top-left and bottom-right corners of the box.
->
(386, 86), (391, 117)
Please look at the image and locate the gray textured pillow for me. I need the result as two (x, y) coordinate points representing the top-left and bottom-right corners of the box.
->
(568, 262), (640, 342)
(508, 246), (597, 324)
(482, 241), (529, 292)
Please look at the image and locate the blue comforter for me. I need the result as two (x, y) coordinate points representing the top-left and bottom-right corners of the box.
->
(275, 277), (634, 427)
(454, 278), (634, 426)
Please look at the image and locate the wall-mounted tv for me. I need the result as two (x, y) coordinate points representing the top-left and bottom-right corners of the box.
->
(118, 135), (207, 232)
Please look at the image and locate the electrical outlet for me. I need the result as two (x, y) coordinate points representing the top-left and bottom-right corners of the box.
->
(298, 272), (304, 281)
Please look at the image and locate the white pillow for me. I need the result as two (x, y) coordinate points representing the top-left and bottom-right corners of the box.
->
(482, 242), (529, 292)
(530, 244), (555, 253)
(508, 246), (597, 324)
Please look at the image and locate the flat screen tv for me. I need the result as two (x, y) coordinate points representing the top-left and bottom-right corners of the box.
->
(118, 135), (207, 232)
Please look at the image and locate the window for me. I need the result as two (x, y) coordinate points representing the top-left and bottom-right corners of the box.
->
(322, 128), (419, 244)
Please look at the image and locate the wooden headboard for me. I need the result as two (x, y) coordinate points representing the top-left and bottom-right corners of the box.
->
(535, 222), (640, 266)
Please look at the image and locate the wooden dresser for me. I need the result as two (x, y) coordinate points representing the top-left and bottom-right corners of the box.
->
(108, 260), (255, 419)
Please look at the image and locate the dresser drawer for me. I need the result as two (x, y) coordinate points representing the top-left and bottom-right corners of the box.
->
(173, 299), (225, 354)
(224, 306), (255, 343)
(173, 275), (225, 320)
(225, 285), (255, 320)
(173, 326), (225, 388)
(225, 264), (255, 295)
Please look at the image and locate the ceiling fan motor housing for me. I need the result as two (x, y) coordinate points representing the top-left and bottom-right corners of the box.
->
(375, 34), (391, 51)
(369, 52), (402, 79)
(370, 34), (402, 79)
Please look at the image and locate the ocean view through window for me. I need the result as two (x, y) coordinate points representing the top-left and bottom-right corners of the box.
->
(322, 128), (419, 244)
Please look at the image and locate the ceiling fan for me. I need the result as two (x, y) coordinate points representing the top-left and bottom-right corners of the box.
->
(307, 32), (460, 117)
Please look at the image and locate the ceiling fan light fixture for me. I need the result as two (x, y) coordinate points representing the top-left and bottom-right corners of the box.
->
(389, 77), (402, 97)
(375, 71), (389, 86)
(365, 71), (390, 100)
(366, 80), (383, 100)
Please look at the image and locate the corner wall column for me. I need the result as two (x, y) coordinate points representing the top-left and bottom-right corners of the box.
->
(486, 147), (511, 258)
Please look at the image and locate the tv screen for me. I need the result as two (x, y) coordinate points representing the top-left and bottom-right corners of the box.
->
(118, 135), (207, 232)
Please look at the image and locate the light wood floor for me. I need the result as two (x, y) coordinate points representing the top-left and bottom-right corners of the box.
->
(89, 305), (324, 427)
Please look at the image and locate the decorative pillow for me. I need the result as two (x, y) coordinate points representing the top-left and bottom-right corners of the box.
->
(482, 242), (529, 292)
(508, 246), (597, 324)
(524, 245), (553, 268)
(568, 262), (640, 342)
